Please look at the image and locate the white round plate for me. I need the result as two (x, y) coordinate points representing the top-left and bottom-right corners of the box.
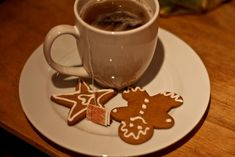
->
(19, 28), (210, 156)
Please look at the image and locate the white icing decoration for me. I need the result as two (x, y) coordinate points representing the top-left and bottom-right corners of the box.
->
(142, 104), (147, 109)
(52, 95), (87, 122)
(130, 116), (147, 124)
(129, 123), (134, 127)
(160, 92), (183, 103)
(166, 118), (172, 123)
(144, 98), (149, 103)
(52, 81), (114, 121)
(139, 110), (144, 115)
(68, 108), (86, 122)
(80, 81), (114, 107)
(112, 109), (117, 113)
(123, 87), (144, 93)
(120, 121), (150, 140)
(137, 125), (143, 130)
(78, 94), (95, 105)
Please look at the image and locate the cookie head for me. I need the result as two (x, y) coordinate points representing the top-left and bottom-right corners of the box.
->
(118, 116), (154, 145)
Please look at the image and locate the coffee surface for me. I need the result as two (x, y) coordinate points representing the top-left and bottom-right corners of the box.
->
(80, 0), (151, 31)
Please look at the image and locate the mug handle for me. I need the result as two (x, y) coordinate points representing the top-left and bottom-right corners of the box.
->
(43, 25), (89, 77)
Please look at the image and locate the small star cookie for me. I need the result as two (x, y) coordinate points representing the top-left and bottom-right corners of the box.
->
(51, 80), (117, 126)
(111, 87), (183, 145)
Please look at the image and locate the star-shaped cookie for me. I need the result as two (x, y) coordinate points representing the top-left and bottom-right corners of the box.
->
(51, 80), (117, 126)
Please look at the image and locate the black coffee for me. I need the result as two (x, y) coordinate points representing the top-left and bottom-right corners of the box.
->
(80, 0), (151, 31)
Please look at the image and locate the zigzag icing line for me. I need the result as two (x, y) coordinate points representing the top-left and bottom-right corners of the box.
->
(160, 92), (183, 103)
(120, 121), (150, 140)
(123, 87), (144, 93)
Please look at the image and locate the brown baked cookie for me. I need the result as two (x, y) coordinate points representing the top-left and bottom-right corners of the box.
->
(51, 80), (117, 126)
(111, 87), (183, 145)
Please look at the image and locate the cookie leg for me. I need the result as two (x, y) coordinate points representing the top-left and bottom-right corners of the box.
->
(118, 118), (154, 145)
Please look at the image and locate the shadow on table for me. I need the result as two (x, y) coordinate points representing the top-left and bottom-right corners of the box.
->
(0, 128), (49, 157)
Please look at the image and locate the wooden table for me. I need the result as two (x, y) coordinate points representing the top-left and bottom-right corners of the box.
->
(0, 0), (234, 156)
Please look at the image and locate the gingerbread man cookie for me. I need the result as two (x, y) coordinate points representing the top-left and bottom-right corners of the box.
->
(111, 87), (183, 145)
(51, 80), (117, 126)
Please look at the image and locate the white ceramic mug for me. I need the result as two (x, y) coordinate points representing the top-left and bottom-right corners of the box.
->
(43, 0), (159, 90)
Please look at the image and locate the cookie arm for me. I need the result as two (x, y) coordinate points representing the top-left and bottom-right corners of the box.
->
(111, 107), (133, 122)
(51, 95), (75, 108)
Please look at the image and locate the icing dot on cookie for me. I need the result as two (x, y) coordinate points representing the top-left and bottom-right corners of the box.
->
(112, 109), (117, 113)
(142, 104), (147, 109)
(139, 110), (144, 115)
(166, 118), (172, 123)
(137, 125), (143, 130)
(129, 123), (134, 127)
(144, 98), (149, 103)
